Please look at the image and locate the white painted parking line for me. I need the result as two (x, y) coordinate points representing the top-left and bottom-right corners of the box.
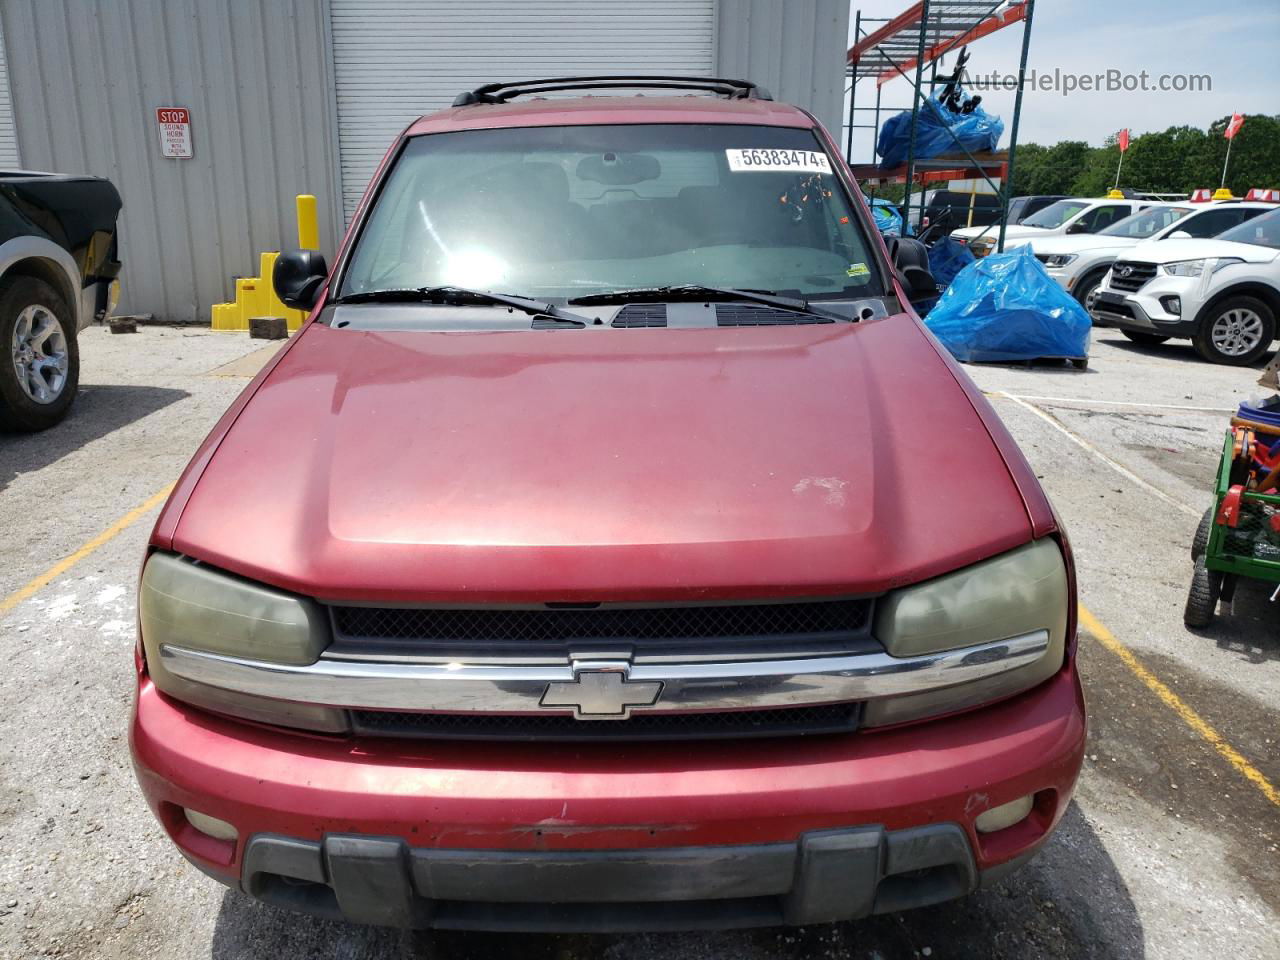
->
(993, 392), (1201, 519)
(996, 393), (1235, 414)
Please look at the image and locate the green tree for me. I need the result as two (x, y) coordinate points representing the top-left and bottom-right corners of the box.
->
(1198, 113), (1280, 195)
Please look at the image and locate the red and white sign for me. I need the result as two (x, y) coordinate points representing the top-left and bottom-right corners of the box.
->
(156, 107), (192, 158)
(1225, 112), (1245, 140)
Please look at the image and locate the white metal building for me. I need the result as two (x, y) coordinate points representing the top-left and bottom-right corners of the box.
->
(0, 0), (849, 322)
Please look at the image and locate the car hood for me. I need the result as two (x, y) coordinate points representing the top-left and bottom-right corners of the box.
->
(1031, 234), (1140, 255)
(951, 224), (1048, 242)
(1128, 237), (1279, 265)
(171, 318), (1033, 603)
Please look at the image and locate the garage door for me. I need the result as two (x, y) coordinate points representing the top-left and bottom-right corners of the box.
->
(0, 15), (19, 167)
(329, 0), (717, 222)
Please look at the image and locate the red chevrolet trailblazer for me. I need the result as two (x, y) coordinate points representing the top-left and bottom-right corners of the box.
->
(130, 76), (1085, 932)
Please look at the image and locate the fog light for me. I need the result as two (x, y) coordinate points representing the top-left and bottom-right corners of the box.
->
(1160, 296), (1181, 316)
(974, 794), (1034, 834)
(183, 808), (238, 842)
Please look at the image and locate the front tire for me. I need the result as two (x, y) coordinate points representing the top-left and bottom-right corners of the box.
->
(1184, 555), (1222, 627)
(1192, 295), (1275, 366)
(1074, 269), (1108, 311)
(0, 276), (80, 432)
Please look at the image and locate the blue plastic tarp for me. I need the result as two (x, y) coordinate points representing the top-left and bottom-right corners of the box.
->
(926, 237), (975, 292)
(868, 197), (906, 237)
(876, 90), (1004, 169)
(923, 245), (1092, 362)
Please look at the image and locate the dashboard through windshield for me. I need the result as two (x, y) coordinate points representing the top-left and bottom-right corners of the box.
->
(339, 124), (883, 302)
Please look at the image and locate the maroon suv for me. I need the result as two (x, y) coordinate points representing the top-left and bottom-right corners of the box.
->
(130, 77), (1085, 932)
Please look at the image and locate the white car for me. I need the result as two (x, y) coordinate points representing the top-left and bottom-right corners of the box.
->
(950, 196), (1152, 258)
(1089, 206), (1280, 365)
(1033, 201), (1276, 306)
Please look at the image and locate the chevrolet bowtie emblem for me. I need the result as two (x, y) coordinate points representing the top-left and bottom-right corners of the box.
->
(540, 665), (663, 719)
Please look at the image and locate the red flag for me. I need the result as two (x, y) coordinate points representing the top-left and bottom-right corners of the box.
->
(1118, 128), (1130, 153)
(1225, 112), (1245, 140)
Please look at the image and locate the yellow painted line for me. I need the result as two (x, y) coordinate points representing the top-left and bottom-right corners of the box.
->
(0, 484), (173, 618)
(1079, 604), (1280, 809)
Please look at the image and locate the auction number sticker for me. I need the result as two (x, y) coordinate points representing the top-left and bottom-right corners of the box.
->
(726, 148), (831, 174)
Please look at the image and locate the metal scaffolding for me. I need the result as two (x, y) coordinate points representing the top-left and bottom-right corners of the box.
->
(845, 0), (1036, 251)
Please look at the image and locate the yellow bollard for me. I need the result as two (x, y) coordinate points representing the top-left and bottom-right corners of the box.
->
(296, 194), (319, 250)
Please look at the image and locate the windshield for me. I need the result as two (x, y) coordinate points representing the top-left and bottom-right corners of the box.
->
(340, 124), (882, 301)
(1214, 208), (1280, 249)
(1021, 200), (1090, 229)
(1099, 206), (1192, 238)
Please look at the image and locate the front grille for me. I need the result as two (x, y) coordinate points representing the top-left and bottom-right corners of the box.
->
(716, 304), (834, 326)
(611, 303), (667, 327)
(332, 599), (870, 646)
(351, 702), (860, 741)
(1109, 261), (1157, 292)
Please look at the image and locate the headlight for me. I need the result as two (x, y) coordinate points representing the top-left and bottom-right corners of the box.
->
(865, 539), (1069, 726)
(139, 553), (345, 731)
(1042, 254), (1077, 268)
(1164, 257), (1244, 278)
(1164, 259), (1207, 277)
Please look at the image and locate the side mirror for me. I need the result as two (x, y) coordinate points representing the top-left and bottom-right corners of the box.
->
(888, 237), (939, 302)
(1065, 220), (1089, 234)
(1168, 230), (1192, 240)
(273, 249), (328, 311)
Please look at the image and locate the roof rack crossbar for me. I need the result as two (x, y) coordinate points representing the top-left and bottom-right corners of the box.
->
(453, 76), (772, 107)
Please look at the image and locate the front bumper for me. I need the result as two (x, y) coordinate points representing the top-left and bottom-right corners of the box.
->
(130, 666), (1086, 931)
(1089, 278), (1199, 337)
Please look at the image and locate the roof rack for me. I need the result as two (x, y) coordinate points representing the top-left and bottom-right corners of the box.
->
(452, 76), (772, 107)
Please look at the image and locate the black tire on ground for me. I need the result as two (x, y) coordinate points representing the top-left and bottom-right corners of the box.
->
(1122, 330), (1171, 346)
(1184, 555), (1222, 627)
(0, 276), (79, 432)
(1192, 295), (1276, 366)
(1191, 506), (1214, 561)
(1074, 268), (1108, 309)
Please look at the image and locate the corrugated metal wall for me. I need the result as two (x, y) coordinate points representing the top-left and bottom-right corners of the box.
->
(715, 0), (849, 139)
(0, 0), (341, 322)
(0, 15), (19, 167)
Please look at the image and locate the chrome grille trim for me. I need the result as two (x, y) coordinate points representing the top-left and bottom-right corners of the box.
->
(158, 630), (1050, 717)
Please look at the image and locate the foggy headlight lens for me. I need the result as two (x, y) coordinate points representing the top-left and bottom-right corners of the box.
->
(1164, 259), (1206, 277)
(139, 553), (344, 731)
(1042, 254), (1077, 268)
(865, 539), (1069, 726)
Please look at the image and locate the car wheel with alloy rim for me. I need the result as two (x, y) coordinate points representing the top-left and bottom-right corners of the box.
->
(0, 276), (80, 431)
(1193, 295), (1274, 366)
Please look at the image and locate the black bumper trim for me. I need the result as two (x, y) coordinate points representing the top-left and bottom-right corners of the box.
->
(233, 823), (1013, 931)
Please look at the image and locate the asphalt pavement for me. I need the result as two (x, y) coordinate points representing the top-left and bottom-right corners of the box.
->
(0, 325), (1276, 960)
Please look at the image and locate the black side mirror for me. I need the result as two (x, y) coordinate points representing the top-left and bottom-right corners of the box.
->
(888, 237), (939, 302)
(1065, 220), (1088, 234)
(273, 249), (328, 311)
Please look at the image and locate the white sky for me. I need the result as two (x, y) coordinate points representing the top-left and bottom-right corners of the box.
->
(842, 0), (1280, 161)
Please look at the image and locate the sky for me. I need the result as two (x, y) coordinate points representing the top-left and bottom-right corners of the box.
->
(843, 0), (1280, 161)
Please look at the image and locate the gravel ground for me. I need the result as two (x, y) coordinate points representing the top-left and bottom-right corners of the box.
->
(0, 325), (1276, 960)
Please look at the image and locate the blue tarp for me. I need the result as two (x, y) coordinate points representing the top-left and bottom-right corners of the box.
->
(923, 245), (1092, 362)
(868, 197), (906, 237)
(876, 90), (1004, 169)
(926, 237), (975, 292)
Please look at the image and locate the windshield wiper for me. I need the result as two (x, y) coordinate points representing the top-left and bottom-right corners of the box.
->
(335, 285), (593, 326)
(569, 284), (847, 322)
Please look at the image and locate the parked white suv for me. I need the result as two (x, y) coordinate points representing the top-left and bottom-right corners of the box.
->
(950, 197), (1151, 258)
(1034, 201), (1275, 306)
(1089, 206), (1280, 365)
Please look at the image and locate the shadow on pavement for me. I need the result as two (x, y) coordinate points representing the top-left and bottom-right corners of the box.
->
(1095, 330), (1276, 369)
(0, 383), (187, 493)
(209, 804), (1144, 960)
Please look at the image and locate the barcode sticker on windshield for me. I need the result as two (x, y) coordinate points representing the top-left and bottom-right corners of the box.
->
(726, 148), (832, 174)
